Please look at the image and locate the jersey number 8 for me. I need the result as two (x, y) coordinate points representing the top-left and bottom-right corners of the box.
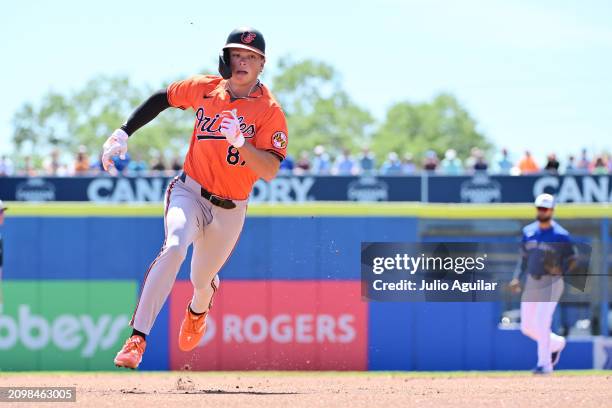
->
(226, 146), (246, 166)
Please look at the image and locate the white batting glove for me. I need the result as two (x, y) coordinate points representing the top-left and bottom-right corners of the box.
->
(102, 129), (129, 171)
(219, 110), (245, 148)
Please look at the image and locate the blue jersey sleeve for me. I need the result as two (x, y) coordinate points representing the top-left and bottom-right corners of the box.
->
(513, 230), (529, 280)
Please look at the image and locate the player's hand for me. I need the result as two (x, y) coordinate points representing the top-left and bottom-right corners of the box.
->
(102, 129), (129, 171)
(219, 109), (245, 148)
(508, 278), (522, 294)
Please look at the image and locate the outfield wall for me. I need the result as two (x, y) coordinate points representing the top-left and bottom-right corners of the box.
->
(2, 174), (611, 203)
(0, 203), (610, 371)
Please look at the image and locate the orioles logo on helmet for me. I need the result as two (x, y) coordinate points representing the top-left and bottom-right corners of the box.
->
(241, 32), (256, 44)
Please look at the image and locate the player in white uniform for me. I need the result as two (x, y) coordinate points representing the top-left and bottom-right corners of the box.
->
(509, 194), (577, 374)
(104, 27), (288, 369)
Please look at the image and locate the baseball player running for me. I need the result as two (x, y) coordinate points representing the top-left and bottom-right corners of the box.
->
(103, 27), (288, 369)
(509, 193), (577, 374)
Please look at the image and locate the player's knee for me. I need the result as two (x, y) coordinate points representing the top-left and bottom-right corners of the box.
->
(520, 320), (534, 337)
(163, 242), (189, 263)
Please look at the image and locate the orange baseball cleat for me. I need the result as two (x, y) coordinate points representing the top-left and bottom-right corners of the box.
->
(114, 335), (146, 369)
(178, 306), (208, 352)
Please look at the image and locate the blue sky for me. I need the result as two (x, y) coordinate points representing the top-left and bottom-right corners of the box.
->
(2, 0), (611, 165)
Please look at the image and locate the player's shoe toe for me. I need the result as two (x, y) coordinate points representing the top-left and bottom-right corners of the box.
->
(178, 306), (208, 352)
(114, 335), (146, 369)
(532, 365), (553, 375)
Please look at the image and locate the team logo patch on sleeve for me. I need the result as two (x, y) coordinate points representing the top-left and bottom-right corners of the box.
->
(272, 131), (287, 149)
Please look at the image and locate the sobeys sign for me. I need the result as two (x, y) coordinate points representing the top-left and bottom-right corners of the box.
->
(0, 281), (135, 370)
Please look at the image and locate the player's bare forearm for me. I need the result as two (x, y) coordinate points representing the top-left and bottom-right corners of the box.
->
(238, 143), (281, 181)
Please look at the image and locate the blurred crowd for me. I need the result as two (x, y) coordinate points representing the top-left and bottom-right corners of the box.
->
(0, 145), (611, 177)
(279, 146), (612, 176)
(0, 147), (184, 177)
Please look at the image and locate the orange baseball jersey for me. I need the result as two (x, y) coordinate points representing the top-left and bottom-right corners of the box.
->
(167, 74), (288, 200)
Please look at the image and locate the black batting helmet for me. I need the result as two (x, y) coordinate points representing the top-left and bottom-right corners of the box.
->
(218, 27), (266, 79)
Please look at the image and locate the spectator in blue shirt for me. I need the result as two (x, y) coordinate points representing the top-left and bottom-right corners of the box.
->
(564, 155), (576, 174)
(332, 149), (357, 175)
(440, 149), (463, 175)
(128, 153), (149, 175)
(496, 148), (514, 174)
(380, 152), (402, 175)
(311, 145), (331, 174)
(357, 147), (375, 174)
(401, 153), (416, 174)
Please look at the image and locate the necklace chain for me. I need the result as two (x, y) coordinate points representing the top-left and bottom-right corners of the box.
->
(227, 80), (259, 99)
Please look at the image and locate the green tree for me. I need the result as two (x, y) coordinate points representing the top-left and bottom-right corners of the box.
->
(11, 60), (491, 168)
(11, 75), (193, 161)
(12, 91), (76, 153)
(371, 93), (491, 163)
(270, 57), (374, 156)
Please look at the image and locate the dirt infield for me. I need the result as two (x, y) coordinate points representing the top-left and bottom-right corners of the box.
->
(0, 371), (610, 408)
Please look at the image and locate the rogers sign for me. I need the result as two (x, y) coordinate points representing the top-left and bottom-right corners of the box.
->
(169, 281), (367, 370)
(198, 313), (356, 346)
